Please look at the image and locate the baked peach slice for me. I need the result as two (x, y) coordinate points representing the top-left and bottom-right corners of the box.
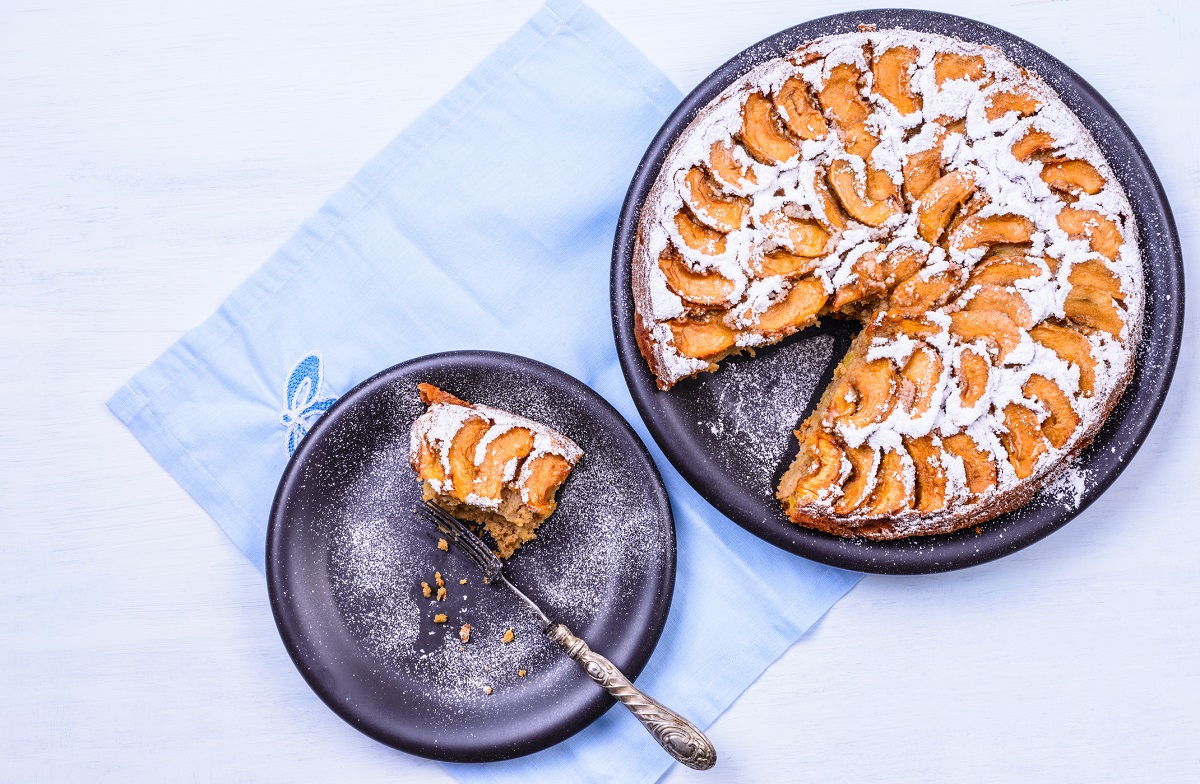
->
(448, 416), (491, 501)
(1000, 403), (1048, 479)
(905, 435), (948, 513)
(1069, 260), (1124, 301)
(813, 170), (850, 231)
(779, 430), (846, 507)
(841, 358), (899, 430)
(1041, 159), (1105, 196)
(1030, 323), (1096, 396)
(413, 437), (445, 485)
(833, 442), (878, 515)
(888, 269), (961, 317)
(1065, 285), (1125, 337)
(956, 347), (990, 408)
(984, 88), (1040, 121)
(934, 52), (988, 85)
(668, 316), (737, 361)
(1057, 207), (1123, 260)
(753, 277), (828, 335)
(708, 140), (757, 191)
(964, 284), (1033, 328)
(658, 247), (735, 307)
(755, 250), (820, 279)
(683, 166), (747, 232)
(917, 171), (976, 243)
(1011, 127), (1056, 162)
(1023, 374), (1080, 448)
(522, 453), (574, 517)
(903, 138), (943, 203)
(472, 427), (534, 502)
(827, 159), (900, 227)
(761, 211), (831, 257)
(950, 310), (1022, 361)
(832, 246), (924, 310)
(952, 214), (1035, 251)
(674, 209), (727, 255)
(942, 432), (997, 496)
(967, 258), (1040, 288)
(861, 447), (912, 516)
(774, 75), (827, 140)
(879, 314), (941, 340)
(818, 63), (875, 158)
(739, 92), (799, 165)
(873, 46), (921, 115)
(901, 343), (943, 417)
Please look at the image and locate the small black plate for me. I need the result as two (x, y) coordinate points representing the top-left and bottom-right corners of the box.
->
(611, 10), (1184, 574)
(267, 351), (676, 761)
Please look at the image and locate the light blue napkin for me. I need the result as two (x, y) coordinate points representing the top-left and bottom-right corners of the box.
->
(107, 1), (861, 781)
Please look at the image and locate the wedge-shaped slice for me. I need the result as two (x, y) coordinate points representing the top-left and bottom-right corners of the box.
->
(448, 416), (491, 501)
(755, 250), (820, 279)
(473, 427), (534, 502)
(833, 442), (878, 515)
(934, 52), (988, 85)
(658, 247), (735, 307)
(1057, 207), (1123, 260)
(1000, 403), (1048, 479)
(1023, 374), (1080, 448)
(1068, 260), (1124, 301)
(774, 75), (827, 140)
(873, 46), (921, 115)
(950, 310), (1022, 361)
(761, 211), (831, 256)
(861, 447), (912, 516)
(521, 453), (573, 517)
(905, 435), (948, 513)
(669, 316), (737, 361)
(818, 63), (875, 157)
(917, 171), (976, 243)
(1065, 285), (1125, 337)
(708, 140), (757, 191)
(956, 347), (990, 407)
(901, 343), (943, 417)
(674, 209), (727, 255)
(813, 170), (850, 231)
(1041, 159), (1105, 196)
(964, 284), (1033, 328)
(888, 269), (961, 317)
(1011, 127), (1056, 161)
(740, 92), (799, 165)
(778, 430), (846, 507)
(1030, 323), (1097, 396)
(827, 159), (900, 227)
(942, 432), (997, 496)
(952, 214), (1035, 250)
(753, 277), (828, 335)
(968, 258), (1040, 288)
(984, 88), (1040, 121)
(683, 166), (747, 232)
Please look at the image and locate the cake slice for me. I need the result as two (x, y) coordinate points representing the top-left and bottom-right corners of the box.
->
(409, 383), (582, 558)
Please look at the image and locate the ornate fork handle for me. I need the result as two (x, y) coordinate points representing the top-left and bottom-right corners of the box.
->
(547, 623), (717, 770)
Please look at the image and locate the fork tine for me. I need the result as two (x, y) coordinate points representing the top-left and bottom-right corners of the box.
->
(415, 502), (503, 582)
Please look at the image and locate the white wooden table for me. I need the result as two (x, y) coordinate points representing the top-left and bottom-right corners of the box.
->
(3, 1), (1197, 780)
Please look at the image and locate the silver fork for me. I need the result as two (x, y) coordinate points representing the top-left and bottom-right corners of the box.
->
(415, 502), (717, 771)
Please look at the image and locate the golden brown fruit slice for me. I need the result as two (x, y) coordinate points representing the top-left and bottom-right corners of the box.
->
(1030, 323), (1097, 396)
(753, 277), (828, 335)
(956, 347), (990, 407)
(1057, 207), (1123, 260)
(708, 140), (757, 191)
(658, 247), (735, 307)
(522, 453), (573, 517)
(413, 437), (445, 484)
(1065, 285), (1125, 337)
(774, 75), (828, 140)
(903, 137), (944, 203)
(1041, 159), (1105, 196)
(842, 358), (899, 430)
(761, 211), (831, 256)
(888, 269), (961, 317)
(740, 92), (799, 165)
(473, 427), (534, 502)
(862, 448), (913, 516)
(1000, 403), (1048, 479)
(669, 316), (737, 360)
(683, 166), (747, 232)
(755, 250), (820, 279)
(879, 315), (941, 339)
(674, 209), (727, 255)
(833, 442), (878, 515)
(448, 417), (491, 501)
(779, 430), (846, 507)
(952, 214), (1035, 250)
(901, 344), (943, 417)
(905, 435), (948, 513)
(1069, 260), (1124, 300)
(819, 62), (876, 158)
(917, 171), (977, 243)
(1023, 374), (1080, 448)
(873, 46), (921, 115)
(827, 159), (901, 227)
(813, 170), (850, 231)
(934, 52), (988, 85)
(950, 310), (1022, 361)
(964, 284), (1033, 328)
(1011, 127), (1056, 161)
(984, 88), (1041, 121)
(968, 258), (1040, 288)
(942, 432), (997, 496)
(831, 247), (885, 310)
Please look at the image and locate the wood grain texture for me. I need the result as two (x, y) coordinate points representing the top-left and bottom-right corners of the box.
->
(1, 0), (1197, 781)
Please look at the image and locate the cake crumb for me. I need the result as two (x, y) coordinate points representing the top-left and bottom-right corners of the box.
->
(459, 624), (471, 643)
(501, 628), (514, 644)
(974, 526), (983, 535)
(437, 538), (449, 551)
(518, 669), (527, 678)
(434, 571), (445, 588)
(436, 586), (447, 601)
(458, 578), (467, 585)
(420, 582), (432, 598)
(483, 685), (493, 695)
(433, 613), (447, 624)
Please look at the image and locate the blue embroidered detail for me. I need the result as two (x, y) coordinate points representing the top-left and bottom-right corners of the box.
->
(280, 352), (338, 455)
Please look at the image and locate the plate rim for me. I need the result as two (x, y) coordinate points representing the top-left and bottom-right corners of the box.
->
(610, 9), (1185, 575)
(266, 349), (678, 761)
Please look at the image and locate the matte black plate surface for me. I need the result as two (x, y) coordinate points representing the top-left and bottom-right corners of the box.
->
(267, 352), (675, 761)
(611, 10), (1184, 574)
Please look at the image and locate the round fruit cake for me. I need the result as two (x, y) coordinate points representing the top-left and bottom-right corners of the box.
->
(630, 27), (1143, 539)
